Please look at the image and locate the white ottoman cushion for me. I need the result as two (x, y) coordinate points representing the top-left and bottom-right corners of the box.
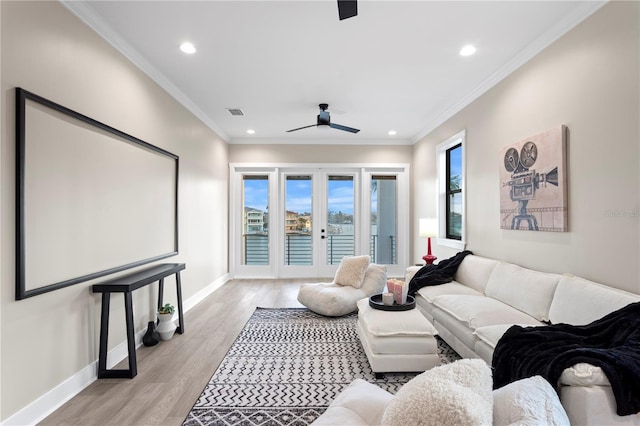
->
(356, 298), (438, 337)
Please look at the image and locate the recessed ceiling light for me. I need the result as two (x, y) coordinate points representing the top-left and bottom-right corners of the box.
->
(388, 130), (397, 136)
(180, 42), (196, 54)
(246, 129), (255, 135)
(459, 45), (476, 57)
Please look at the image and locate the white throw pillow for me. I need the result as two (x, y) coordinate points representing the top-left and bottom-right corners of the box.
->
(359, 264), (387, 295)
(381, 359), (492, 426)
(334, 255), (370, 288)
(493, 376), (570, 426)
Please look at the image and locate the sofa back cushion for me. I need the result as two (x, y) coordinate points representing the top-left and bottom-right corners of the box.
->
(454, 255), (500, 293)
(485, 262), (561, 322)
(548, 274), (640, 325)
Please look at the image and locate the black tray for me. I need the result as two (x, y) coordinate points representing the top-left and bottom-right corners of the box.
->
(369, 294), (415, 311)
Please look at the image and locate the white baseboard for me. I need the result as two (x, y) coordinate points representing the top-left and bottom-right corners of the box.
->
(1, 273), (232, 426)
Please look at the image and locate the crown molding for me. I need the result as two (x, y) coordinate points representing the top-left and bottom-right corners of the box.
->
(412, 0), (608, 143)
(61, 1), (230, 143)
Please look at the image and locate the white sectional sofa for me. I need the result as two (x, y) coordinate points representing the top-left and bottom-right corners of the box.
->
(406, 254), (640, 426)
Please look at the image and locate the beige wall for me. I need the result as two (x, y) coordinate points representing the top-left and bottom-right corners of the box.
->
(229, 143), (412, 164)
(413, 1), (639, 294)
(1, 1), (228, 420)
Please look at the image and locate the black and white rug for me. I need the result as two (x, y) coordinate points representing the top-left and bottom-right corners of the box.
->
(183, 308), (460, 426)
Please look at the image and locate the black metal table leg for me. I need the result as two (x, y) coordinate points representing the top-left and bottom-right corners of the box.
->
(97, 292), (111, 378)
(157, 277), (165, 312)
(175, 271), (184, 334)
(123, 292), (137, 378)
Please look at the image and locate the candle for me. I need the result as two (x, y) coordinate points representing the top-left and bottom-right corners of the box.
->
(382, 292), (394, 306)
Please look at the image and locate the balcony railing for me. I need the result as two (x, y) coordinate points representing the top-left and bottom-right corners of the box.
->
(242, 233), (395, 266)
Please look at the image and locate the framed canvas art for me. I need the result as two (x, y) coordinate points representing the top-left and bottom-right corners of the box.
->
(499, 125), (568, 232)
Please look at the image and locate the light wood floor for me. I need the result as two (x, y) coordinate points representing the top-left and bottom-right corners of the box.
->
(39, 279), (310, 426)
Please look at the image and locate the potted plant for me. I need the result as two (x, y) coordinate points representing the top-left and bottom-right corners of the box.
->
(156, 303), (177, 340)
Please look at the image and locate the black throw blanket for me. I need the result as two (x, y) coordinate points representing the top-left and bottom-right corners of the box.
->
(408, 250), (472, 296)
(492, 301), (640, 416)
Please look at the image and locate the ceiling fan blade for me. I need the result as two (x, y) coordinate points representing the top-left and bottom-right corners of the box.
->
(337, 0), (357, 20)
(286, 124), (317, 133)
(330, 123), (360, 133)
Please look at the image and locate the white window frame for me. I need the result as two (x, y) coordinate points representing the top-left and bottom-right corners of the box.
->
(436, 130), (466, 250)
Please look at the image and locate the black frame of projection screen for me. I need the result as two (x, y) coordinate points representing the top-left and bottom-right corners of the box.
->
(15, 87), (179, 300)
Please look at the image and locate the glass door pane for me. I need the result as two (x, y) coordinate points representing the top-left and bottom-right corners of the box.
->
(326, 175), (355, 265)
(284, 175), (312, 265)
(370, 176), (397, 264)
(242, 175), (269, 265)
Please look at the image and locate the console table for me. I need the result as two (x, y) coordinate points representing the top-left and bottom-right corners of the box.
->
(92, 263), (186, 379)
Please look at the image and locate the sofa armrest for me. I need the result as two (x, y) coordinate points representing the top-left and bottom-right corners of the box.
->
(312, 379), (393, 425)
(405, 266), (421, 284)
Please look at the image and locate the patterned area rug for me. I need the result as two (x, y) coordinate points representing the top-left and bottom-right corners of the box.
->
(183, 308), (461, 426)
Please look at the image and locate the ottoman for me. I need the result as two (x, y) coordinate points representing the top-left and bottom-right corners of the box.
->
(356, 297), (440, 378)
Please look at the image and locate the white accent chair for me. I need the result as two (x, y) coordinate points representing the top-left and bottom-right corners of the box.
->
(297, 262), (387, 317)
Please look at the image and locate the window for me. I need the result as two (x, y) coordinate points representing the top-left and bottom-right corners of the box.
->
(446, 144), (462, 240)
(437, 131), (465, 249)
(370, 175), (397, 264)
(242, 175), (269, 265)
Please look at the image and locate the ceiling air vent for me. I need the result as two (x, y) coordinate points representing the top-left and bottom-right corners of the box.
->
(226, 108), (245, 116)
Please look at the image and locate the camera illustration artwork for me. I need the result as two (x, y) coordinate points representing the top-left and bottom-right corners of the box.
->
(500, 125), (568, 232)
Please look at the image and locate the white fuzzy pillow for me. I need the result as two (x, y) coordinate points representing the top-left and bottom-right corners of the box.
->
(381, 359), (493, 426)
(334, 255), (370, 288)
(493, 375), (570, 426)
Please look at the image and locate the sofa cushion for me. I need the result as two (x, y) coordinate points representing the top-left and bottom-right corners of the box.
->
(416, 281), (483, 303)
(433, 294), (543, 331)
(454, 254), (500, 293)
(356, 298), (438, 337)
(473, 323), (541, 349)
(311, 378), (393, 425)
(334, 255), (370, 288)
(548, 274), (640, 325)
(493, 375), (570, 426)
(381, 359), (492, 426)
(485, 262), (561, 322)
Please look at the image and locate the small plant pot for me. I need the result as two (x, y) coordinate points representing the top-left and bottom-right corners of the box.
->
(156, 313), (177, 341)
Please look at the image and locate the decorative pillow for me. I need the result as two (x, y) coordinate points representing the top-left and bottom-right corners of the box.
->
(359, 264), (387, 295)
(381, 359), (492, 426)
(493, 375), (570, 425)
(334, 255), (370, 288)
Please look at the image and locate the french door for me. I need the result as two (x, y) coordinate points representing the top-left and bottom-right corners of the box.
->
(230, 164), (408, 279)
(278, 169), (359, 278)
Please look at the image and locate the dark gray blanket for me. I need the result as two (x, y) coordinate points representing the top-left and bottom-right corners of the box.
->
(492, 301), (640, 416)
(407, 250), (472, 296)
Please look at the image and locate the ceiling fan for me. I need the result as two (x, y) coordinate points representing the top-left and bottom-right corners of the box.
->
(337, 0), (357, 20)
(286, 103), (360, 134)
